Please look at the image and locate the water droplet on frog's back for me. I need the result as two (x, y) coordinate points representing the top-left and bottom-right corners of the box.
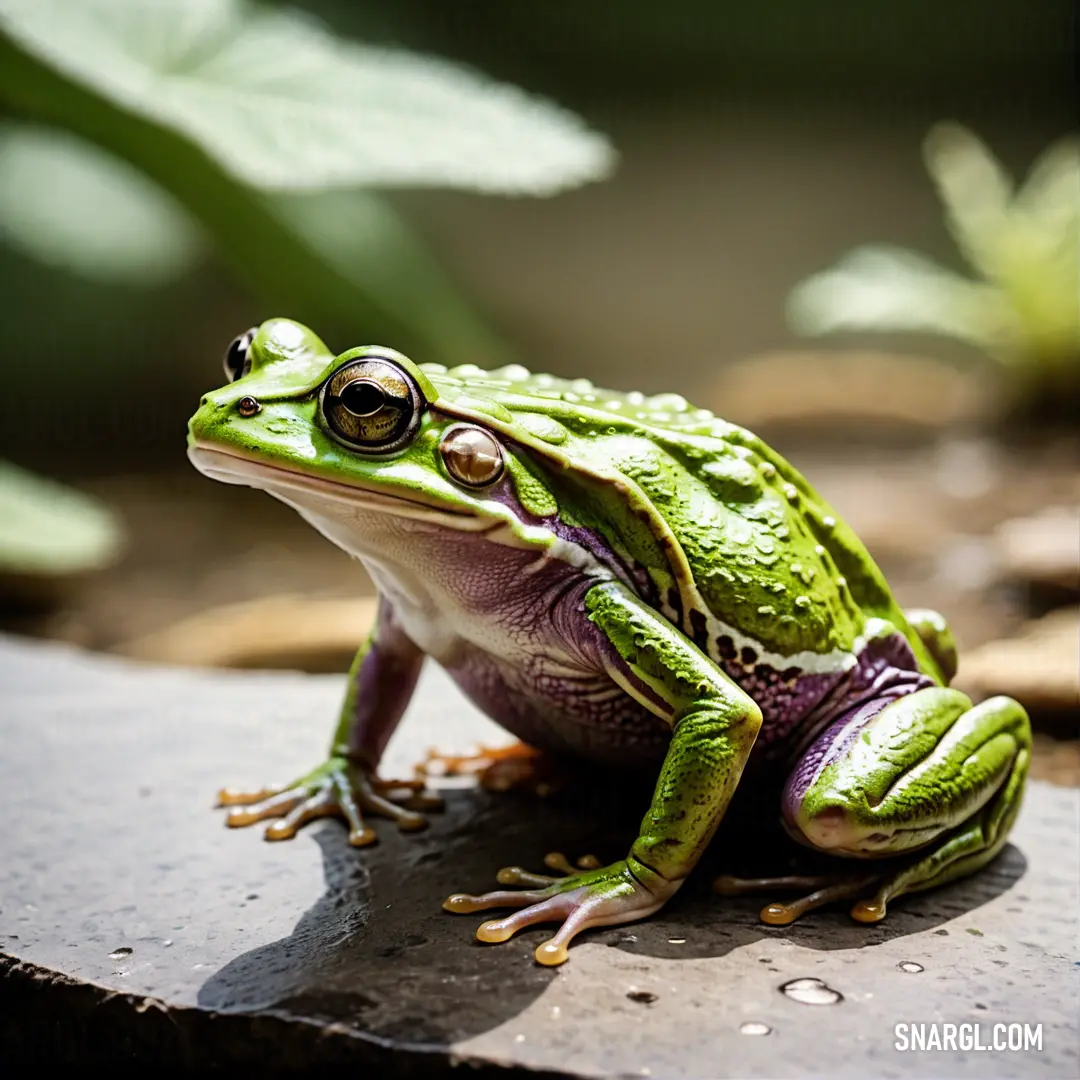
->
(108, 947), (133, 960)
(897, 960), (924, 973)
(779, 977), (843, 1005)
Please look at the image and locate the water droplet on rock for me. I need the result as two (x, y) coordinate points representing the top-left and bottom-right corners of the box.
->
(897, 961), (924, 973)
(627, 990), (659, 1004)
(740, 1021), (772, 1036)
(668, 937), (686, 944)
(779, 977), (843, 1005)
(108, 947), (132, 960)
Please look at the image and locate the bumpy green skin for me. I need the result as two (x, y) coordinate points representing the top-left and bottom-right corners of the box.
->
(189, 319), (1031, 960)
(797, 689), (1029, 845)
(790, 689), (1030, 921)
(423, 361), (944, 677)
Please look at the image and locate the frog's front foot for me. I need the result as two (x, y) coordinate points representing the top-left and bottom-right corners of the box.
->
(444, 855), (677, 966)
(217, 755), (443, 847)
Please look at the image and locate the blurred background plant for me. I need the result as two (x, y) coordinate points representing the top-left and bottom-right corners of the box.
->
(0, 0), (612, 592)
(788, 123), (1079, 420)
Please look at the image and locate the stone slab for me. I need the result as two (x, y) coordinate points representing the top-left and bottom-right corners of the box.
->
(0, 634), (1076, 1076)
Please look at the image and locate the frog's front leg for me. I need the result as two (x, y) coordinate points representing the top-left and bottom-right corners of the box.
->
(736, 687), (1029, 924)
(444, 580), (763, 965)
(218, 595), (441, 846)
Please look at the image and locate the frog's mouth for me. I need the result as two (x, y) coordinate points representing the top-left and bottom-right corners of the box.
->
(187, 444), (494, 530)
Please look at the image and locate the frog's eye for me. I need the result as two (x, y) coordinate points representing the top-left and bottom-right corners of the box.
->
(223, 327), (258, 383)
(440, 425), (504, 487)
(321, 357), (422, 453)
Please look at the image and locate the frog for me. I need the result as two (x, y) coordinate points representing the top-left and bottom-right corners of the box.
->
(187, 318), (1031, 966)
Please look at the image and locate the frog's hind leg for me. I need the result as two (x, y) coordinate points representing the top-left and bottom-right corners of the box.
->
(749, 688), (1029, 925)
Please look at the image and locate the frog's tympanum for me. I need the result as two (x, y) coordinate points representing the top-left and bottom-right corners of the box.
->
(188, 320), (1030, 966)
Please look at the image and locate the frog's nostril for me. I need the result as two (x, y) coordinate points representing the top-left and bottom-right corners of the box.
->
(199, 396), (209, 407)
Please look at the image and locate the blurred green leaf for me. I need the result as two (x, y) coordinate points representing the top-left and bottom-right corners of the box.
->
(0, 0), (614, 194)
(788, 125), (1079, 380)
(0, 120), (502, 362)
(0, 460), (123, 577)
(921, 124), (1012, 275)
(269, 189), (499, 364)
(0, 0), (616, 362)
(788, 246), (1015, 351)
(0, 124), (205, 284)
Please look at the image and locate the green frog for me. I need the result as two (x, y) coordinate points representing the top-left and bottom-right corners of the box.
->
(187, 319), (1030, 966)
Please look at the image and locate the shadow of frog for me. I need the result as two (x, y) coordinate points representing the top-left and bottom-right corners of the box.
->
(197, 770), (1026, 1049)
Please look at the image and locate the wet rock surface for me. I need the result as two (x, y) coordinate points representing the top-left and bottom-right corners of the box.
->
(1, 635), (1077, 1077)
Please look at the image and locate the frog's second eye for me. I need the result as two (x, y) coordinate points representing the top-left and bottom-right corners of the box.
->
(321, 357), (422, 453)
(223, 327), (258, 383)
(440, 425), (504, 487)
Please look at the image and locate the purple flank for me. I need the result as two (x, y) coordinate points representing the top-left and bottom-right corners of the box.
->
(483, 470), (659, 605)
(734, 630), (933, 763)
(441, 563), (674, 770)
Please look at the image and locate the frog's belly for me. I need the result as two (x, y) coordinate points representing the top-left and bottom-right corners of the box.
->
(345, 525), (671, 767)
(441, 643), (672, 769)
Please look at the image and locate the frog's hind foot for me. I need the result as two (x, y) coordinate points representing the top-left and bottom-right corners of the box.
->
(415, 741), (557, 795)
(714, 871), (882, 926)
(765, 688), (1030, 926)
(717, 768), (1028, 928)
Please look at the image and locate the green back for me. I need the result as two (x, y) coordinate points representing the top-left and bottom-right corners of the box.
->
(424, 362), (935, 668)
